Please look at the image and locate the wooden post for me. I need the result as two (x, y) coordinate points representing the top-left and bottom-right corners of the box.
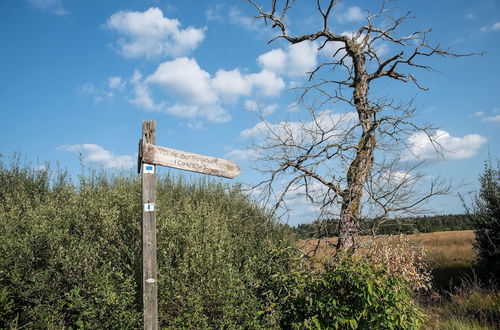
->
(138, 120), (240, 329)
(141, 120), (158, 330)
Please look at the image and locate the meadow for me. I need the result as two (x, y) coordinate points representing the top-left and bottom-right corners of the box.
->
(1, 159), (498, 329)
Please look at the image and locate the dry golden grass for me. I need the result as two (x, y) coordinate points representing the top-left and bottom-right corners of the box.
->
(407, 230), (475, 266)
(299, 230), (476, 266)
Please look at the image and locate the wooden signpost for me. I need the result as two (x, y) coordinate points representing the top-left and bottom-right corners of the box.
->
(138, 120), (240, 330)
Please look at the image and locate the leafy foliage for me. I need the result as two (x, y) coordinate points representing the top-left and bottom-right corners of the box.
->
(0, 156), (425, 329)
(259, 253), (425, 329)
(0, 157), (295, 329)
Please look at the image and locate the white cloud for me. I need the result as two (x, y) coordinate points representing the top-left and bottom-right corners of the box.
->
(247, 70), (286, 97)
(229, 7), (260, 31)
(257, 49), (287, 73)
(244, 99), (279, 116)
(471, 109), (500, 124)
(104, 7), (205, 59)
(126, 55), (286, 122)
(129, 70), (164, 111)
(241, 111), (357, 142)
(205, 4), (224, 21)
(185, 121), (205, 131)
(165, 103), (230, 123)
(388, 171), (414, 184)
(258, 42), (318, 77)
(225, 148), (259, 162)
(27, 0), (69, 15)
(482, 114), (500, 124)
(77, 82), (97, 95)
(465, 13), (476, 20)
(144, 58), (231, 122)
(481, 22), (500, 32)
(319, 40), (347, 59)
(147, 57), (218, 105)
(406, 129), (487, 161)
(76, 82), (114, 104)
(211, 69), (252, 104)
(108, 76), (126, 91)
(58, 144), (134, 169)
(338, 6), (364, 23)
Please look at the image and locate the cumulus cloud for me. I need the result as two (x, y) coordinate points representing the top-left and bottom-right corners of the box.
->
(211, 69), (252, 104)
(247, 70), (286, 97)
(406, 129), (486, 161)
(258, 41), (318, 77)
(140, 57), (285, 122)
(104, 7), (205, 59)
(27, 0), (69, 15)
(129, 70), (164, 111)
(58, 144), (134, 169)
(147, 57), (218, 105)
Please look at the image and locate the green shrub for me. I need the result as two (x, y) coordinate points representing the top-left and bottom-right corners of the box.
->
(0, 158), (296, 329)
(259, 253), (425, 329)
(0, 157), (427, 329)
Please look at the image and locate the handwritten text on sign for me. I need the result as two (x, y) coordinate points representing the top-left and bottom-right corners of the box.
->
(141, 143), (241, 179)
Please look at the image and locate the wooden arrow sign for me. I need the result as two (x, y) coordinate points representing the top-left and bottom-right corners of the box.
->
(141, 142), (241, 179)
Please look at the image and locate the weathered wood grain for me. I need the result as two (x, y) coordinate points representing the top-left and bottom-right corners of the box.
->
(141, 143), (241, 179)
(141, 121), (158, 330)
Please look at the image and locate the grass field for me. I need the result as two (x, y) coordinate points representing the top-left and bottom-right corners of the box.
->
(300, 230), (475, 264)
(300, 230), (478, 290)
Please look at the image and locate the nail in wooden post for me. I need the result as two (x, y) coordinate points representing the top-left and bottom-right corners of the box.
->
(141, 120), (158, 330)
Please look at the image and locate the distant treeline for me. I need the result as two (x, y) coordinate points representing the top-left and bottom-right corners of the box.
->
(295, 214), (473, 239)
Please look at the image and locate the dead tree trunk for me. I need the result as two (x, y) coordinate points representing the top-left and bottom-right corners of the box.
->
(337, 42), (376, 251)
(249, 0), (474, 253)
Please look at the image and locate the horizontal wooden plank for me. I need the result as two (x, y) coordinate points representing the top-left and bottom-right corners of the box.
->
(141, 143), (241, 179)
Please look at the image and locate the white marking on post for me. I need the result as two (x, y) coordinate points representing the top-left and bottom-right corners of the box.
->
(146, 278), (156, 283)
(143, 163), (155, 174)
(143, 203), (155, 212)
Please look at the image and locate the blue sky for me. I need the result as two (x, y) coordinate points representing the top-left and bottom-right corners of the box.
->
(1, 0), (499, 225)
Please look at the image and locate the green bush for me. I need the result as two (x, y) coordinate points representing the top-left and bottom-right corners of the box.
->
(259, 253), (425, 329)
(0, 157), (426, 329)
(0, 158), (296, 329)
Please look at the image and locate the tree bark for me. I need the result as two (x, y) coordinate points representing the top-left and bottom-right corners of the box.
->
(337, 42), (376, 251)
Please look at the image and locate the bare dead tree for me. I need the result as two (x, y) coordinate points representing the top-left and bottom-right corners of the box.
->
(247, 0), (474, 252)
